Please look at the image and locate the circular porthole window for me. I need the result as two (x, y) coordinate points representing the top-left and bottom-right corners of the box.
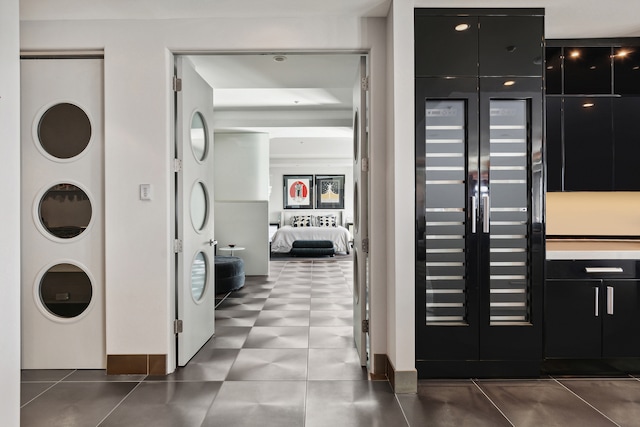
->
(190, 112), (208, 161)
(38, 103), (92, 159)
(191, 252), (208, 302)
(190, 181), (209, 232)
(39, 263), (93, 318)
(39, 183), (92, 239)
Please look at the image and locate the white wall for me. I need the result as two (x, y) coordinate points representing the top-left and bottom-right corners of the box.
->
(214, 133), (269, 201)
(20, 16), (390, 373)
(386, 0), (416, 381)
(1, 0), (21, 423)
(269, 165), (354, 225)
(214, 132), (270, 275)
(215, 201), (269, 276)
(547, 192), (640, 236)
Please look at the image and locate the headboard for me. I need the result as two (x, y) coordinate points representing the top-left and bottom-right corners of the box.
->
(281, 211), (343, 227)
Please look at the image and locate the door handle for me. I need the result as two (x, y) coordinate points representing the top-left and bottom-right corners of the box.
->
(607, 286), (614, 315)
(209, 239), (217, 246)
(482, 194), (490, 233)
(585, 267), (624, 273)
(471, 196), (477, 233)
(594, 287), (599, 317)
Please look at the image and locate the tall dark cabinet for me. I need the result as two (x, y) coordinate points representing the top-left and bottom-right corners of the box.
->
(415, 8), (545, 378)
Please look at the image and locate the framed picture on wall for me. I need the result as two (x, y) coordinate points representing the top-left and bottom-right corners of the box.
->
(315, 175), (345, 209)
(283, 175), (314, 209)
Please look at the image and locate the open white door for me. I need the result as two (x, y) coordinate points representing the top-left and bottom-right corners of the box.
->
(175, 57), (216, 366)
(352, 56), (370, 367)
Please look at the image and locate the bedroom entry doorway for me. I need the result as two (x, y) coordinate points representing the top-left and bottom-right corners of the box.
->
(173, 52), (370, 370)
(173, 57), (217, 366)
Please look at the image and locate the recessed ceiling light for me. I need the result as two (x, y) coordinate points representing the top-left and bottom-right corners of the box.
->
(503, 80), (516, 86)
(582, 102), (595, 108)
(570, 50), (580, 58)
(273, 55), (287, 62)
(633, 66), (640, 70)
(617, 50), (630, 58)
(455, 23), (470, 32)
(590, 66), (596, 70)
(547, 65), (554, 70)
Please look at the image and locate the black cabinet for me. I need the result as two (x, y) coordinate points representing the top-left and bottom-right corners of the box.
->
(415, 8), (544, 378)
(478, 16), (543, 77)
(415, 15), (479, 77)
(546, 94), (640, 191)
(545, 280), (602, 358)
(545, 47), (562, 94)
(545, 39), (640, 192)
(563, 97), (613, 191)
(602, 280), (640, 357)
(545, 260), (640, 359)
(415, 10), (543, 78)
(545, 97), (562, 191)
(614, 47), (640, 95)
(613, 97), (640, 190)
(564, 47), (612, 95)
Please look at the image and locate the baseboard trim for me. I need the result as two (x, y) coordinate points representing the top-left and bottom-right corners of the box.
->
(376, 354), (417, 393)
(369, 353), (388, 380)
(107, 354), (167, 375)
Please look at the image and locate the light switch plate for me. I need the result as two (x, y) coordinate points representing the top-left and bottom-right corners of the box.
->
(140, 184), (152, 201)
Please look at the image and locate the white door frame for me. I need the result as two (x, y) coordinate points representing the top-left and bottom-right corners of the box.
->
(168, 49), (373, 370)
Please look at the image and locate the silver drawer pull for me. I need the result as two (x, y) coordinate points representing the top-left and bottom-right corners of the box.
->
(607, 286), (614, 315)
(594, 287), (599, 317)
(584, 267), (624, 274)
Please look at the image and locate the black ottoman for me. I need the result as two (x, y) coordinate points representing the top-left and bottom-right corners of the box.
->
(214, 256), (245, 294)
(290, 240), (335, 257)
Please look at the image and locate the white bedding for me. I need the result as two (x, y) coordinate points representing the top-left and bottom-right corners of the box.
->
(270, 225), (351, 253)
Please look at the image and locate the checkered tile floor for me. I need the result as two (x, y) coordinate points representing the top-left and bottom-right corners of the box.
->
(25, 259), (640, 426)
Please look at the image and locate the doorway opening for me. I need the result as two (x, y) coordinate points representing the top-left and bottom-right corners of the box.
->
(173, 52), (370, 371)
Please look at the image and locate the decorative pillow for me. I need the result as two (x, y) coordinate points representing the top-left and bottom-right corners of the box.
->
(316, 214), (337, 227)
(291, 215), (314, 227)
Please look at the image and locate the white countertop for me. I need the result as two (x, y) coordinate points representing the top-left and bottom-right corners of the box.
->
(546, 239), (640, 260)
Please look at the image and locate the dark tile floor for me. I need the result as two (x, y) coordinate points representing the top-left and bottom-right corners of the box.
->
(20, 259), (640, 426)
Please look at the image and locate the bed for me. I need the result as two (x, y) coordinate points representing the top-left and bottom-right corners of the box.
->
(270, 212), (351, 254)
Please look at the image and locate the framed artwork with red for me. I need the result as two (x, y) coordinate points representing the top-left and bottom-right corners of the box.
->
(283, 175), (313, 209)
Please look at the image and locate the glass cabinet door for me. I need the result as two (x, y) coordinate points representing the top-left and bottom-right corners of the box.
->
(486, 99), (530, 325)
(424, 99), (469, 325)
(415, 77), (480, 361)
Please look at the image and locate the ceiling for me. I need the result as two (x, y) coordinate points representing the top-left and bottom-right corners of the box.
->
(20, 0), (640, 38)
(20, 0), (640, 164)
(188, 54), (360, 166)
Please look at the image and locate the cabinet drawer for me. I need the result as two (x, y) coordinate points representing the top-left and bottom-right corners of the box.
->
(546, 259), (639, 280)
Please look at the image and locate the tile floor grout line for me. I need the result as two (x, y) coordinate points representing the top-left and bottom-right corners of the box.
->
(472, 379), (516, 427)
(20, 369), (79, 408)
(551, 377), (622, 427)
(394, 393), (413, 427)
(95, 378), (146, 427)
